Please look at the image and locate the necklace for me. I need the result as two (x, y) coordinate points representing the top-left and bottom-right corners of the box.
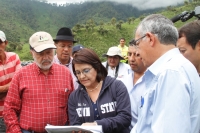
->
(85, 81), (101, 92)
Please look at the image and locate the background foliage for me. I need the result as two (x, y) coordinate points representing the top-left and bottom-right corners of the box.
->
(0, 0), (199, 61)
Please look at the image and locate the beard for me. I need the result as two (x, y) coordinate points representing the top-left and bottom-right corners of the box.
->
(33, 56), (53, 70)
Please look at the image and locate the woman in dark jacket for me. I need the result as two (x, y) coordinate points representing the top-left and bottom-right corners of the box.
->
(68, 48), (131, 133)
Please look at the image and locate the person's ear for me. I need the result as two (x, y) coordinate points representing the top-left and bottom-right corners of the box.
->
(30, 50), (34, 56)
(146, 32), (156, 47)
(4, 40), (8, 46)
(196, 40), (200, 51)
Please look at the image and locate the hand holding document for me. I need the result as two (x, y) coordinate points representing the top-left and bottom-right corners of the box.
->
(45, 125), (103, 133)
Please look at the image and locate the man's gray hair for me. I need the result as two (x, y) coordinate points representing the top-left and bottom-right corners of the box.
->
(137, 14), (178, 45)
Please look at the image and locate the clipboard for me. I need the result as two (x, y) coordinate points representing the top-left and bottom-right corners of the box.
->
(45, 125), (103, 133)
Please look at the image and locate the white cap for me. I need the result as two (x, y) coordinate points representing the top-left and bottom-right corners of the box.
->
(103, 46), (124, 59)
(0, 30), (6, 42)
(29, 31), (56, 52)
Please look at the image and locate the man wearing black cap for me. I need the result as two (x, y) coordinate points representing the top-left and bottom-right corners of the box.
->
(53, 27), (79, 89)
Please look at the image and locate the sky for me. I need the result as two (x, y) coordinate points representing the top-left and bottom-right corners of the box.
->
(46, 0), (184, 10)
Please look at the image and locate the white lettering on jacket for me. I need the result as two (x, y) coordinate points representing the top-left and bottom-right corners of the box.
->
(76, 107), (90, 117)
(101, 101), (116, 114)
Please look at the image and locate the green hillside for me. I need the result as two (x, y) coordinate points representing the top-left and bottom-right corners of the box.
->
(62, 2), (200, 62)
(0, 0), (199, 61)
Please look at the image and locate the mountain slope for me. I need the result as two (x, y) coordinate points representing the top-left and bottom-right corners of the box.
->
(1, 0), (197, 61)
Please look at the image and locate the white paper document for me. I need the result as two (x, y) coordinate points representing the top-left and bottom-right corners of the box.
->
(45, 125), (103, 133)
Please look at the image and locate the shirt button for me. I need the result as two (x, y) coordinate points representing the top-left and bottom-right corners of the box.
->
(95, 108), (97, 110)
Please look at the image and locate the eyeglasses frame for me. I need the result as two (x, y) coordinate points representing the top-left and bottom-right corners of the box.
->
(74, 67), (93, 77)
(129, 35), (146, 48)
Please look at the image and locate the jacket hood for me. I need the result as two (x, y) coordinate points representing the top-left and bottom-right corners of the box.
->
(101, 76), (116, 91)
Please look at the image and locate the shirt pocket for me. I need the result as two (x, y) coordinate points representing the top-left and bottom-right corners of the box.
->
(54, 88), (70, 108)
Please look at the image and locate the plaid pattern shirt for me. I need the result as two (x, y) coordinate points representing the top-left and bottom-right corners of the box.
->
(0, 52), (21, 117)
(3, 63), (74, 133)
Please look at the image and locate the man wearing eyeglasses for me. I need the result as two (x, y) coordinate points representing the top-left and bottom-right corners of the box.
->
(53, 27), (79, 89)
(121, 43), (147, 130)
(130, 14), (200, 133)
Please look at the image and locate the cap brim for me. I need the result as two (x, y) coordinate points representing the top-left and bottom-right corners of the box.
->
(102, 54), (124, 60)
(119, 56), (124, 60)
(102, 53), (107, 57)
(34, 43), (56, 52)
(0, 37), (6, 42)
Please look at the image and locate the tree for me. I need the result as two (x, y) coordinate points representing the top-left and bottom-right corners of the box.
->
(75, 24), (81, 31)
(100, 21), (104, 28)
(111, 17), (116, 26)
(90, 19), (95, 31)
(127, 18), (132, 24)
(184, 1), (189, 5)
(119, 20), (124, 25)
(116, 23), (121, 30)
(140, 15), (145, 21)
(131, 17), (135, 23)
(85, 24), (90, 32)
(17, 45), (23, 51)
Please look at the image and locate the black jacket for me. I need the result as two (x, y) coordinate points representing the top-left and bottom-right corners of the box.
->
(68, 76), (131, 133)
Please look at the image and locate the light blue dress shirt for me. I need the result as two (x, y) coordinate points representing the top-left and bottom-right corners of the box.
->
(121, 70), (146, 130)
(131, 48), (200, 133)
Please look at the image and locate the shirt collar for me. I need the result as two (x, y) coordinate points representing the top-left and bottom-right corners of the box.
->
(118, 44), (127, 48)
(147, 48), (180, 76)
(54, 54), (72, 67)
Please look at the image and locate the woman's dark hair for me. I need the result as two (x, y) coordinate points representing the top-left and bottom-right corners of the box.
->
(72, 48), (108, 83)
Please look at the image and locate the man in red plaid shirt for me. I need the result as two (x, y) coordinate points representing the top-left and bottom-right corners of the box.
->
(0, 30), (22, 133)
(3, 31), (74, 133)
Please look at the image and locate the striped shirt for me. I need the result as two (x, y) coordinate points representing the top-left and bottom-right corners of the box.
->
(3, 63), (74, 133)
(0, 52), (21, 117)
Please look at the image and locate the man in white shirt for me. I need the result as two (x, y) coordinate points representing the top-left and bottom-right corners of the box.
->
(130, 14), (200, 133)
(121, 43), (146, 129)
(53, 27), (79, 89)
(102, 46), (130, 80)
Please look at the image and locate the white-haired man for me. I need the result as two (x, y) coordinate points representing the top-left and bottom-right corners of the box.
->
(131, 14), (200, 133)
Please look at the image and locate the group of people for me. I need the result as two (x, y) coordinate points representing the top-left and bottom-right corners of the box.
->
(0, 13), (200, 133)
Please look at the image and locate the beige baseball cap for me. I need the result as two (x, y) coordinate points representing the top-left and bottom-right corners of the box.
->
(29, 31), (56, 52)
(103, 46), (124, 60)
(0, 30), (6, 42)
